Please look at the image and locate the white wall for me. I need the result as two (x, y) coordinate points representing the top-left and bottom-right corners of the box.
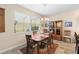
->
(49, 9), (79, 42)
(0, 4), (41, 53)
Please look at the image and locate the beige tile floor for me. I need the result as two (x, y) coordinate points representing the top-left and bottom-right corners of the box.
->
(2, 40), (76, 54)
(54, 40), (76, 54)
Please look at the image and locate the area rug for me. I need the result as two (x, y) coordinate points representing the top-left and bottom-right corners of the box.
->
(19, 43), (58, 54)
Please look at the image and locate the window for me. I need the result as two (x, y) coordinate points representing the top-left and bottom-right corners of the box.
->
(14, 12), (29, 33)
(14, 11), (40, 33)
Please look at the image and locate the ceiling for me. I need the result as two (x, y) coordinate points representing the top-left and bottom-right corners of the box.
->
(19, 4), (79, 16)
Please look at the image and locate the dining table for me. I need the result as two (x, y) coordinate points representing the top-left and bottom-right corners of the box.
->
(32, 33), (49, 41)
(31, 33), (49, 53)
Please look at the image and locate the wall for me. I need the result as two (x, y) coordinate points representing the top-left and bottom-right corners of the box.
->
(49, 9), (79, 42)
(0, 4), (41, 53)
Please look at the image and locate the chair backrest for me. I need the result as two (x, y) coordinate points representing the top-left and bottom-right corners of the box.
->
(49, 33), (52, 39)
(25, 35), (31, 40)
(25, 35), (32, 45)
(74, 32), (79, 43)
(48, 33), (53, 44)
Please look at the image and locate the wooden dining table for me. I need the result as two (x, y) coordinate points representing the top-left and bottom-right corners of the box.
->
(31, 33), (49, 53)
(32, 33), (49, 41)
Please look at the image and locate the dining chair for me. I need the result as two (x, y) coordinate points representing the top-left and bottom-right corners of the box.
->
(25, 35), (38, 54)
(40, 33), (53, 53)
(49, 33), (53, 44)
(40, 37), (49, 53)
(74, 32), (79, 52)
(47, 33), (53, 53)
(26, 34), (48, 54)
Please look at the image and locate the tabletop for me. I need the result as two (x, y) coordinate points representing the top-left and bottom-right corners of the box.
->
(32, 33), (49, 41)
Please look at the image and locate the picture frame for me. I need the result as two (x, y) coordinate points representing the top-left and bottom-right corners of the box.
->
(64, 22), (72, 27)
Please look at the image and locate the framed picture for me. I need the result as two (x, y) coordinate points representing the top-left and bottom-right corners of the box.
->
(49, 21), (53, 28)
(45, 22), (49, 27)
(64, 22), (72, 27)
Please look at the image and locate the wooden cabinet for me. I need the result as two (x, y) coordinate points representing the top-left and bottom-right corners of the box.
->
(51, 20), (62, 41)
(0, 8), (5, 32)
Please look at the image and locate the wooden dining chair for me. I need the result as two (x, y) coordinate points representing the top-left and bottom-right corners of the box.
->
(25, 35), (38, 54)
(49, 33), (53, 44)
(74, 32), (79, 52)
(46, 33), (53, 53)
(40, 33), (53, 53)
(39, 37), (49, 53)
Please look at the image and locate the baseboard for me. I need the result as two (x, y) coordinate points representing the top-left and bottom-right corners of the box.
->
(0, 42), (26, 53)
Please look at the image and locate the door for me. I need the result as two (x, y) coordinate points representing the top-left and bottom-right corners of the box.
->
(0, 8), (5, 32)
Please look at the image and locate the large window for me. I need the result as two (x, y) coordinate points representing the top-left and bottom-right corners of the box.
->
(14, 12), (27, 32)
(14, 11), (40, 33)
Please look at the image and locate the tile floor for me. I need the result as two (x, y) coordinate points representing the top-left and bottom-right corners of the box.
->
(2, 40), (76, 54)
(54, 40), (76, 54)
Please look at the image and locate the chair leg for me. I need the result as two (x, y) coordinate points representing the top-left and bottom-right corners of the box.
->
(77, 46), (79, 54)
(75, 44), (78, 52)
(75, 46), (77, 52)
(46, 44), (49, 53)
(26, 46), (29, 54)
